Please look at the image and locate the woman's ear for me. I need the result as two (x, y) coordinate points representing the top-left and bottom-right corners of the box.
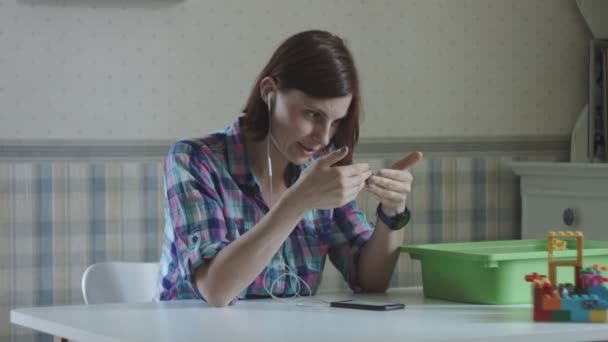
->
(259, 76), (277, 105)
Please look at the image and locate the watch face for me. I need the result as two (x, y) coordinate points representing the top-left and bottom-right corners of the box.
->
(395, 210), (411, 229)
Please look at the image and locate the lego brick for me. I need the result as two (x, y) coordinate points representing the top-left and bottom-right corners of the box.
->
(561, 295), (578, 310)
(542, 294), (561, 311)
(570, 307), (591, 322)
(561, 295), (592, 321)
(587, 285), (608, 303)
(542, 282), (553, 295)
(589, 310), (608, 323)
(575, 266), (583, 289)
(533, 309), (552, 322)
(596, 300), (608, 310)
(551, 310), (571, 322)
(582, 299), (599, 310)
(533, 287), (543, 310)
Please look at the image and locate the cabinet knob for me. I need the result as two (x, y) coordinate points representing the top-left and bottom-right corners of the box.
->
(563, 208), (575, 226)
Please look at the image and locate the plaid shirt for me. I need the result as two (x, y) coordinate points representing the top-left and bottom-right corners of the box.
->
(156, 117), (373, 303)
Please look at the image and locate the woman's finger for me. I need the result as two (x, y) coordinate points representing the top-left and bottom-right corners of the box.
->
(366, 190), (404, 210)
(342, 170), (372, 189)
(368, 175), (410, 194)
(366, 183), (405, 204)
(334, 163), (370, 177)
(373, 169), (412, 182)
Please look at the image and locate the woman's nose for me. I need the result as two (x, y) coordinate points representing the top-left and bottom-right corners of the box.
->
(313, 122), (333, 146)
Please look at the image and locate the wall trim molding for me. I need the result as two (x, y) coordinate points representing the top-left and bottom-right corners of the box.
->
(0, 135), (570, 160)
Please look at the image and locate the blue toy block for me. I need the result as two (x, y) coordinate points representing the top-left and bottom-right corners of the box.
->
(571, 306), (591, 322)
(596, 300), (608, 310)
(587, 285), (608, 301)
(561, 294), (603, 322)
(561, 295), (578, 311)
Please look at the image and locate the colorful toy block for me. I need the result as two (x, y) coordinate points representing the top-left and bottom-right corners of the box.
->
(551, 310), (570, 321)
(533, 309), (552, 321)
(524, 231), (608, 323)
(551, 238), (567, 251)
(590, 310), (608, 322)
(542, 294), (561, 311)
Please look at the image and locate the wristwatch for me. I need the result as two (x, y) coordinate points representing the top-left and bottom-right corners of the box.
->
(376, 203), (411, 230)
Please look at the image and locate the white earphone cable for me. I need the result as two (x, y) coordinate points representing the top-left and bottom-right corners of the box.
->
(262, 92), (324, 305)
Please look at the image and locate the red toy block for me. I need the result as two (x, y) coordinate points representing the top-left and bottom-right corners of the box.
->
(542, 282), (554, 295)
(534, 309), (552, 321)
(525, 273), (545, 282)
(533, 286), (543, 309)
(575, 266), (583, 289)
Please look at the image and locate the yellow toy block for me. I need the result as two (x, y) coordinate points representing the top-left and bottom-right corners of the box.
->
(549, 230), (582, 237)
(589, 310), (608, 323)
(552, 239), (567, 251)
(542, 294), (561, 311)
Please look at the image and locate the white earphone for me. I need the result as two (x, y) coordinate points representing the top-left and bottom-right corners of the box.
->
(267, 91), (275, 108)
(266, 91), (275, 181)
(262, 89), (315, 302)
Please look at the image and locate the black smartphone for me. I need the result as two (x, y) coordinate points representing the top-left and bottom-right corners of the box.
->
(329, 299), (405, 311)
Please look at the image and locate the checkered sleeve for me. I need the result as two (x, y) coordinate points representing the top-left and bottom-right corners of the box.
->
(327, 200), (374, 292)
(164, 140), (232, 301)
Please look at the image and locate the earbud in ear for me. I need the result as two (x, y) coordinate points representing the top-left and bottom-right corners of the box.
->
(266, 91), (275, 109)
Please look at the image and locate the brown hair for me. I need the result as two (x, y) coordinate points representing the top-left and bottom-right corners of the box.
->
(242, 30), (361, 169)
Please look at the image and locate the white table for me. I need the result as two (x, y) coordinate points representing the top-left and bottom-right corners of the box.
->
(11, 287), (608, 342)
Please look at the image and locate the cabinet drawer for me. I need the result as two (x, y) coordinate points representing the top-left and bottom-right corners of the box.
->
(522, 190), (608, 240)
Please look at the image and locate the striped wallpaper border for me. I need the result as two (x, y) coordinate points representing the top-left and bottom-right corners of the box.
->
(0, 136), (570, 159)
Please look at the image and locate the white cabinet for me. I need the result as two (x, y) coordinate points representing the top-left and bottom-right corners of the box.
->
(512, 162), (608, 240)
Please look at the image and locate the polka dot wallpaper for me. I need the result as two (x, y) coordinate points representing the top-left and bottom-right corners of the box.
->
(0, 0), (592, 140)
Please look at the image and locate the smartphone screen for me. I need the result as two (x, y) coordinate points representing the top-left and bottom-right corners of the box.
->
(330, 299), (405, 311)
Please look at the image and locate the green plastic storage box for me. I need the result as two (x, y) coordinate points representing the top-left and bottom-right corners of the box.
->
(401, 239), (608, 304)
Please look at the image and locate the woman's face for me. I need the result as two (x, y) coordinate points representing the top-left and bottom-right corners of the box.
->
(269, 89), (352, 165)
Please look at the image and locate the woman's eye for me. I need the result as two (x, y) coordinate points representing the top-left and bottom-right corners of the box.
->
(306, 111), (322, 120)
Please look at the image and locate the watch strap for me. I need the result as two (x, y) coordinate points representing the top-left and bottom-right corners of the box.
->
(376, 204), (410, 230)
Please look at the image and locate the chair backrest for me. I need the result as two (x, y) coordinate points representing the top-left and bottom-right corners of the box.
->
(82, 262), (159, 304)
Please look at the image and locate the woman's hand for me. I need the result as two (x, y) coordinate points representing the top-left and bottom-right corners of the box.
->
(290, 147), (372, 211)
(366, 152), (423, 216)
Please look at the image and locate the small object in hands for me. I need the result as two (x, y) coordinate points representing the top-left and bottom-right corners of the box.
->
(329, 299), (405, 311)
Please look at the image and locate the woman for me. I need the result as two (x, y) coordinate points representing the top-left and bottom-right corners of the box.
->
(156, 30), (422, 307)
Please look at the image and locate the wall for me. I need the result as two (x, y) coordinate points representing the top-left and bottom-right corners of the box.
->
(0, 0), (591, 140)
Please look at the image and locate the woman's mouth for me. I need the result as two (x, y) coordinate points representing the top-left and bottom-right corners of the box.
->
(298, 142), (316, 155)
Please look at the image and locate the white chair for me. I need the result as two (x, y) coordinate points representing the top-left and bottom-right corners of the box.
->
(82, 262), (160, 304)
